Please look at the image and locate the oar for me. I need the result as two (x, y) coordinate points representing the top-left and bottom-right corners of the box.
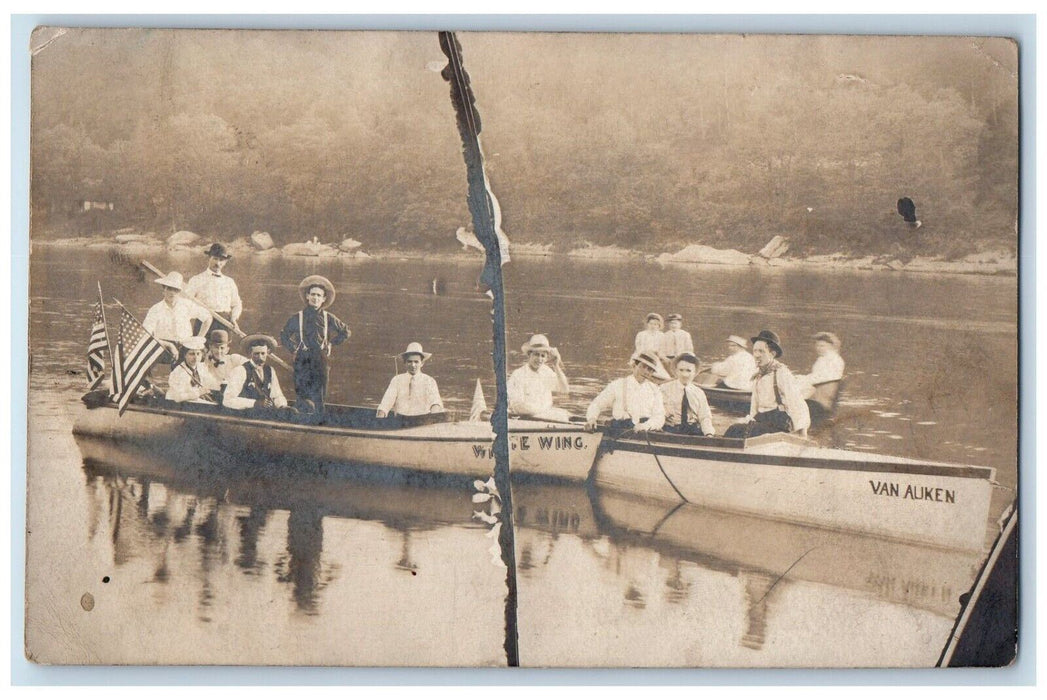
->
(140, 259), (293, 372)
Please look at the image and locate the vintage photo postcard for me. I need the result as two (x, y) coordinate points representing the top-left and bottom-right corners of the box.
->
(25, 28), (1018, 668)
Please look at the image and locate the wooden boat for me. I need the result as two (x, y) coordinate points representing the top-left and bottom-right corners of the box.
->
(695, 371), (843, 423)
(72, 391), (601, 482)
(591, 429), (997, 551)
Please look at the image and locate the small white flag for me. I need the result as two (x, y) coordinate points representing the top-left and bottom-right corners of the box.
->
(469, 378), (487, 422)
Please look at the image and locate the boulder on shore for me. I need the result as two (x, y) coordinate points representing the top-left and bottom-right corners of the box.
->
(656, 244), (751, 266)
(167, 230), (200, 246)
(250, 231), (275, 251)
(283, 240), (339, 257)
(758, 235), (790, 259)
(114, 232), (157, 244)
(339, 237), (363, 253)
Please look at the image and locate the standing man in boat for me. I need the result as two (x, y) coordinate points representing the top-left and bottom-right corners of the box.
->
(143, 271), (212, 362)
(204, 329), (247, 389)
(584, 351), (670, 432)
(660, 352), (715, 436)
(506, 334), (571, 422)
(796, 331), (846, 400)
(184, 243), (243, 336)
(166, 336), (222, 403)
(223, 334), (289, 411)
(376, 343), (445, 418)
(634, 313), (665, 358)
(659, 313), (694, 367)
(725, 330), (810, 439)
(707, 335), (758, 390)
(280, 275), (350, 413)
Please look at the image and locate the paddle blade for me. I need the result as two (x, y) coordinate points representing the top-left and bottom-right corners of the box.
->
(469, 378), (487, 422)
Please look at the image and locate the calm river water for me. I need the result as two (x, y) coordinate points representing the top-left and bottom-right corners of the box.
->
(26, 246), (1017, 666)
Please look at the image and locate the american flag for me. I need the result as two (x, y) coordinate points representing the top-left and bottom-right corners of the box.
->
(86, 302), (108, 389)
(111, 306), (166, 415)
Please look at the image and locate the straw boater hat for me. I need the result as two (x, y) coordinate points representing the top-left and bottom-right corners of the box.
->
(645, 312), (664, 325)
(153, 271), (184, 291)
(182, 336), (206, 351)
(666, 313), (683, 323)
(812, 331), (842, 350)
(751, 330), (784, 358)
(630, 351), (672, 381)
(207, 329), (230, 345)
(673, 351), (700, 368)
(727, 335), (749, 350)
(521, 333), (558, 356)
(203, 242), (232, 259)
(298, 275), (336, 308)
(241, 334), (279, 353)
(400, 342), (432, 362)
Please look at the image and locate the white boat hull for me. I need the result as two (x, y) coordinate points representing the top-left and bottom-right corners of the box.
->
(593, 432), (995, 550)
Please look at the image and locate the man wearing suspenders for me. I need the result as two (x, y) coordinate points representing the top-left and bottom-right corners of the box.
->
(279, 275), (350, 413)
(725, 330), (810, 439)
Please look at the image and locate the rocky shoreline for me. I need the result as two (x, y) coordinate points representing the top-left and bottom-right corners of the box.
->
(34, 230), (1017, 277)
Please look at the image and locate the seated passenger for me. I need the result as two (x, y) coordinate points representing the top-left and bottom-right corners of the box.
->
(725, 330), (810, 439)
(506, 334), (570, 422)
(796, 332), (845, 399)
(660, 313), (694, 366)
(634, 313), (665, 358)
(584, 351), (670, 432)
(660, 352), (715, 437)
(223, 334), (289, 411)
(165, 336), (221, 403)
(707, 335), (758, 390)
(204, 329), (247, 388)
(376, 343), (444, 418)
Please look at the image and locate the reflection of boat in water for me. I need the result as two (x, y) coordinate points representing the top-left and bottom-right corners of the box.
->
(592, 430), (996, 550)
(73, 393), (600, 481)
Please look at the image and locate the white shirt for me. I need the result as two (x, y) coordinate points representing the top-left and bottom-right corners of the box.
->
(709, 350), (758, 390)
(507, 364), (559, 416)
(586, 376), (666, 430)
(143, 297), (212, 344)
(222, 362), (288, 410)
(660, 329), (694, 358)
(377, 372), (443, 416)
(165, 361), (221, 403)
(801, 351), (845, 385)
(184, 271), (243, 320)
(660, 380), (715, 435)
(634, 329), (664, 356)
(749, 363), (810, 432)
(205, 352), (248, 385)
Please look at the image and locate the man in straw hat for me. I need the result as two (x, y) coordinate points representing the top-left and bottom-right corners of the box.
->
(660, 352), (715, 437)
(708, 335), (758, 390)
(796, 331), (846, 400)
(659, 313), (694, 366)
(507, 334), (571, 422)
(634, 312), (665, 357)
(142, 270), (212, 361)
(376, 343), (444, 418)
(165, 336), (221, 404)
(184, 242), (243, 336)
(280, 275), (350, 413)
(223, 334), (289, 411)
(584, 351), (670, 432)
(724, 330), (810, 439)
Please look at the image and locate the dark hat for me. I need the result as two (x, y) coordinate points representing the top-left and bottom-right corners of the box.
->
(812, 331), (842, 350)
(751, 330), (784, 358)
(204, 242), (232, 259)
(207, 329), (230, 345)
(298, 275), (336, 308)
(666, 313), (683, 323)
(241, 333), (279, 353)
(673, 351), (700, 367)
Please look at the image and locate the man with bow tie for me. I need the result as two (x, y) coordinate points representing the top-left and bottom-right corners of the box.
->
(165, 336), (221, 403)
(223, 334), (289, 411)
(204, 329), (247, 388)
(184, 243), (243, 336)
(660, 352), (715, 436)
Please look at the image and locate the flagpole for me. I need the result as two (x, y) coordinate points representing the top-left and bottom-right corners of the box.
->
(96, 281), (113, 360)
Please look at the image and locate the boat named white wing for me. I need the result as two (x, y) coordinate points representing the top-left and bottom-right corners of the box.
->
(592, 431), (996, 551)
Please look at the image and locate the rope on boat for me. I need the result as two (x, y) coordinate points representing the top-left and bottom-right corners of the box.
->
(641, 430), (691, 505)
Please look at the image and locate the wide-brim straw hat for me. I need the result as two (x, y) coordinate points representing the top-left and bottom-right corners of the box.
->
(645, 312), (664, 324)
(182, 336), (206, 351)
(673, 351), (700, 367)
(154, 271), (184, 291)
(630, 351), (672, 381)
(203, 242), (232, 259)
(241, 333), (279, 353)
(521, 333), (558, 357)
(727, 335), (749, 350)
(400, 342), (432, 362)
(751, 330), (784, 358)
(812, 331), (842, 350)
(298, 275), (336, 308)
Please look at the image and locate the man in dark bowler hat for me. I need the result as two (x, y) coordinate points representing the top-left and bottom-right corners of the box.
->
(725, 330), (810, 439)
(184, 242), (243, 336)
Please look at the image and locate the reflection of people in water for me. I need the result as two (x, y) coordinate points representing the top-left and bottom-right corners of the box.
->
(235, 507), (269, 573)
(740, 571), (778, 651)
(280, 508), (325, 614)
